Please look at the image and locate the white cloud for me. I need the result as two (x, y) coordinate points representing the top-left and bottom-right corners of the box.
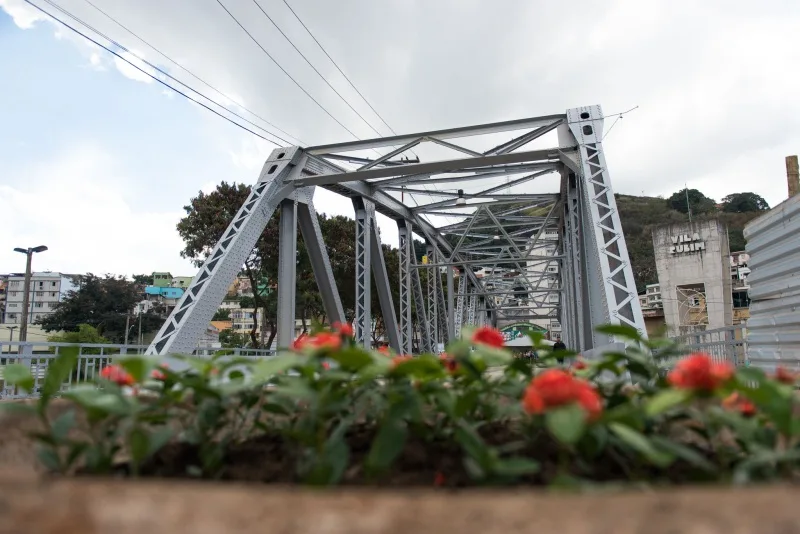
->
(0, 0), (47, 29)
(112, 49), (156, 84)
(0, 144), (196, 277)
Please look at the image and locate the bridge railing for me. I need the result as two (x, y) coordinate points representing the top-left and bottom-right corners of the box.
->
(0, 342), (275, 400)
(660, 325), (747, 369)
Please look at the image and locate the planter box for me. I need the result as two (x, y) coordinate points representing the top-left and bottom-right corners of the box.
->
(0, 469), (799, 534)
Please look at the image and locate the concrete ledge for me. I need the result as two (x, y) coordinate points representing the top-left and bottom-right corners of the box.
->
(0, 470), (798, 534)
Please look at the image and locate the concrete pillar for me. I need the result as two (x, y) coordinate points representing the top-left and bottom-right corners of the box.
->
(787, 155), (799, 199)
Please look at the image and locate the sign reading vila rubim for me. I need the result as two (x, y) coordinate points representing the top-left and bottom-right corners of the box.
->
(669, 233), (705, 254)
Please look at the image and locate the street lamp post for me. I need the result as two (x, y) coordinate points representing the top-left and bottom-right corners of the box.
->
(13, 246), (48, 343)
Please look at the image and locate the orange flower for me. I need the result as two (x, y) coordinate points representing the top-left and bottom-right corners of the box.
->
(378, 346), (391, 355)
(722, 392), (756, 417)
(571, 359), (588, 373)
(291, 333), (309, 351)
(471, 326), (504, 348)
(100, 364), (135, 387)
(333, 321), (354, 338)
(292, 332), (341, 352)
(667, 353), (733, 391)
(521, 369), (603, 421)
(151, 369), (166, 381)
(434, 471), (446, 487)
(391, 355), (413, 368)
(774, 367), (797, 385)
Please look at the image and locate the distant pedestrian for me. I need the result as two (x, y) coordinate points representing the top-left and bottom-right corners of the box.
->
(552, 340), (566, 364)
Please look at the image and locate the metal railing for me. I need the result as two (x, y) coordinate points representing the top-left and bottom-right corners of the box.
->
(0, 341), (276, 400)
(663, 325), (747, 369)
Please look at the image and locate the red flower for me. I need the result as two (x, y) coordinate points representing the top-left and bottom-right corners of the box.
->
(391, 355), (413, 368)
(521, 369), (603, 421)
(292, 332), (341, 352)
(378, 346), (391, 355)
(774, 367), (797, 385)
(667, 353), (733, 391)
(722, 392), (756, 417)
(151, 369), (166, 381)
(439, 353), (458, 373)
(434, 471), (446, 487)
(471, 326), (504, 348)
(100, 364), (135, 387)
(333, 322), (354, 338)
(321, 361), (331, 370)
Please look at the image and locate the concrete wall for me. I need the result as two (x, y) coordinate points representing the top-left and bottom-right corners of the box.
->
(652, 219), (732, 336)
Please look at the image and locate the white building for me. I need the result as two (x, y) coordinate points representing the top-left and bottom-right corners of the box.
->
(2, 272), (78, 325)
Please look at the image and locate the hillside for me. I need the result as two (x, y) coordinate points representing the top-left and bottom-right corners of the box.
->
(614, 194), (762, 292)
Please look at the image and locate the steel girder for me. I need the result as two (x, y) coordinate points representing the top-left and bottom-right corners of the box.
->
(147, 107), (646, 356)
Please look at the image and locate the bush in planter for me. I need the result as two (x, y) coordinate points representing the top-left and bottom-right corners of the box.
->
(1, 323), (799, 488)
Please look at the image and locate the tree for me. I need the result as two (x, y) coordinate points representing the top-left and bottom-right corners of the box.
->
(666, 189), (717, 215)
(48, 324), (110, 344)
(37, 274), (163, 343)
(721, 192), (769, 213)
(132, 274), (153, 286)
(212, 308), (230, 321)
(218, 328), (250, 348)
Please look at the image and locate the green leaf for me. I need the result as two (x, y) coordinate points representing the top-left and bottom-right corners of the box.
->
(3, 364), (35, 392)
(129, 427), (150, 465)
(645, 389), (692, 416)
(50, 409), (76, 443)
(41, 347), (79, 406)
(595, 324), (644, 342)
(147, 426), (174, 457)
(454, 389), (480, 418)
(649, 436), (716, 473)
(329, 347), (374, 372)
(119, 356), (151, 383)
(609, 422), (674, 468)
(0, 402), (37, 417)
(454, 421), (490, 466)
(252, 355), (302, 382)
(36, 446), (61, 472)
(545, 404), (587, 445)
(493, 457), (540, 477)
(366, 415), (408, 473)
(391, 356), (444, 378)
(63, 387), (129, 415)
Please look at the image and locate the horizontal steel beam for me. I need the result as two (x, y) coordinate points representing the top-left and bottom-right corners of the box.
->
(305, 114), (566, 155)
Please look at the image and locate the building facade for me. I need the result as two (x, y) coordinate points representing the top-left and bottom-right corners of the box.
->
(2, 272), (78, 325)
(652, 220), (733, 336)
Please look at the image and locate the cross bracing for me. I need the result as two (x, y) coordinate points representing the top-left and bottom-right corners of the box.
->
(147, 105), (646, 357)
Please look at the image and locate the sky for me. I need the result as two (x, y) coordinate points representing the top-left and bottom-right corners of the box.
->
(1, 0), (799, 279)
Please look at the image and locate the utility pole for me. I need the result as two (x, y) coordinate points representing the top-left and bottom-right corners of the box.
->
(13, 246), (48, 343)
(124, 313), (131, 345)
(787, 155), (799, 199)
(137, 306), (143, 347)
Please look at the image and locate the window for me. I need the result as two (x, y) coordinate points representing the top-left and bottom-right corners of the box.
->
(35, 292), (44, 297)
(8, 313), (16, 320)
(50, 292), (57, 297)
(9, 291), (17, 297)
(38, 281), (44, 289)
(49, 302), (58, 309)
(51, 281), (57, 287)
(8, 303), (17, 308)
(34, 302), (44, 308)
(733, 291), (750, 309)
(9, 281), (19, 288)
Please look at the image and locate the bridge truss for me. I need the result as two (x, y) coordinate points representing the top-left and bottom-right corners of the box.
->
(147, 105), (646, 356)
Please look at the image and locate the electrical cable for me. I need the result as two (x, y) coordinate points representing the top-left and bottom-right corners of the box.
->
(22, 0), (286, 145)
(214, 0), (363, 142)
(79, 0), (306, 145)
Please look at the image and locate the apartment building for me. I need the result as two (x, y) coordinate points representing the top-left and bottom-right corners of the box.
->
(2, 272), (78, 325)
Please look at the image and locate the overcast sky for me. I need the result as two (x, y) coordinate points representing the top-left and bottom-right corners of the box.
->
(1, 0), (799, 278)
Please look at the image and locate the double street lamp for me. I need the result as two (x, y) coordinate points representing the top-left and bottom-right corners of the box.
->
(13, 246), (48, 342)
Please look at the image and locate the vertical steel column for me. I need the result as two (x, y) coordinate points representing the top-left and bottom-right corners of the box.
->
(369, 221), (401, 352)
(454, 273), (467, 339)
(411, 264), (434, 353)
(398, 221), (413, 353)
(435, 250), (449, 348)
(466, 285), (476, 326)
(447, 266), (455, 341)
(352, 198), (372, 348)
(276, 198), (298, 349)
(425, 244), (438, 347)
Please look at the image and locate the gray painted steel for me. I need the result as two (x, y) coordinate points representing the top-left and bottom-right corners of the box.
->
(744, 194), (800, 370)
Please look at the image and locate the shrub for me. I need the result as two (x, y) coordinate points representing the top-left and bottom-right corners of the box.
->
(2, 324), (799, 488)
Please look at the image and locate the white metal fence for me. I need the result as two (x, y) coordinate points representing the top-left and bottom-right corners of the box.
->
(0, 342), (275, 400)
(662, 325), (747, 369)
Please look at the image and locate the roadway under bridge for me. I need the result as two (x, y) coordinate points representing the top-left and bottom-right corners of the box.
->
(146, 105), (647, 356)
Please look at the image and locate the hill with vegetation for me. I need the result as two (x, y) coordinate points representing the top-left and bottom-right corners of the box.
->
(615, 190), (768, 292)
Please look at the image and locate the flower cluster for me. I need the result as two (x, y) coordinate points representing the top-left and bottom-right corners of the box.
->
(522, 369), (603, 421)
(667, 353), (733, 391)
(100, 364), (134, 387)
(291, 322), (355, 353)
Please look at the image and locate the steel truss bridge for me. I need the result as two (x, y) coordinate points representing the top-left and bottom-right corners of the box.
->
(146, 105), (647, 356)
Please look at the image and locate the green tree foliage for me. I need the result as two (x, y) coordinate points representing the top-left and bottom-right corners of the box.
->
(721, 192), (769, 213)
(48, 324), (110, 344)
(36, 274), (163, 343)
(211, 309), (231, 321)
(131, 274), (153, 286)
(218, 328), (250, 348)
(666, 188), (717, 215)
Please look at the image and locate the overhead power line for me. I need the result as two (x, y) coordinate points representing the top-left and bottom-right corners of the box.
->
(79, 0), (306, 146)
(280, 0), (399, 137)
(215, 0), (362, 142)
(23, 0), (288, 146)
(250, 0), (384, 138)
